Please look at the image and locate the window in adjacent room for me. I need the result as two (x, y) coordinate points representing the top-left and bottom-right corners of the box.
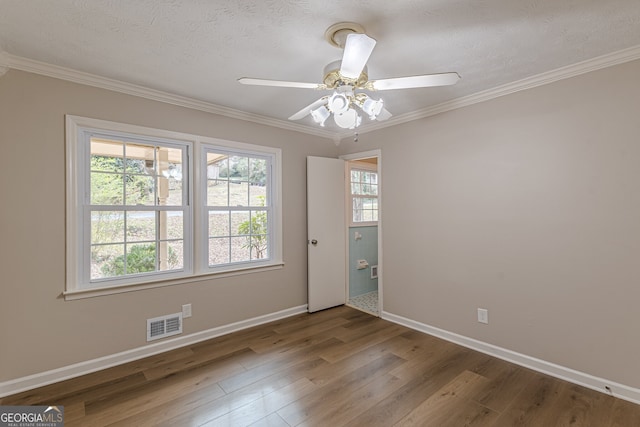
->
(349, 161), (378, 226)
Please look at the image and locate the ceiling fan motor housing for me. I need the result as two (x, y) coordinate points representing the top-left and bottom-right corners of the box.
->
(322, 60), (369, 89)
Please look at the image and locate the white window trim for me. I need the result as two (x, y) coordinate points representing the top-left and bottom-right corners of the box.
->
(196, 136), (283, 275)
(65, 115), (283, 300)
(348, 160), (379, 227)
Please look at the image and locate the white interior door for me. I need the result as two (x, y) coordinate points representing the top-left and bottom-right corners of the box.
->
(307, 156), (346, 312)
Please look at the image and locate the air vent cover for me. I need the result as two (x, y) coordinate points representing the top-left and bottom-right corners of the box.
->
(147, 313), (183, 341)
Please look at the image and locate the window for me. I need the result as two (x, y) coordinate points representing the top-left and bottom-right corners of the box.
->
(203, 148), (272, 269)
(87, 136), (189, 284)
(66, 116), (282, 297)
(349, 162), (378, 225)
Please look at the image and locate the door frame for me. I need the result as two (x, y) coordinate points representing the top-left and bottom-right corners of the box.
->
(340, 149), (383, 316)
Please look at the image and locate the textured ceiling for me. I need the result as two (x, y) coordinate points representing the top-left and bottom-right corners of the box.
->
(1, 0), (640, 136)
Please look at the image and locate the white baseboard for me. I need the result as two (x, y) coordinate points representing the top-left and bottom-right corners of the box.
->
(381, 310), (640, 406)
(0, 304), (308, 398)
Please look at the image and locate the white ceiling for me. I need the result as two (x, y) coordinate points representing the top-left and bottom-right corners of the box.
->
(1, 0), (640, 137)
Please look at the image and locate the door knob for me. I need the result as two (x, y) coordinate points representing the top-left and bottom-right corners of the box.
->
(310, 239), (318, 245)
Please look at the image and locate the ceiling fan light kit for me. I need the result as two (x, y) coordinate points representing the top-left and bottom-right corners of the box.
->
(310, 105), (331, 126)
(238, 22), (461, 130)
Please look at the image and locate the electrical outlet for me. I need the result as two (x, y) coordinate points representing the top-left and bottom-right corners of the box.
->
(477, 308), (489, 324)
(182, 304), (192, 318)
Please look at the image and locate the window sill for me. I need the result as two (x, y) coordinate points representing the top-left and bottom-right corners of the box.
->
(63, 262), (285, 301)
(349, 222), (379, 228)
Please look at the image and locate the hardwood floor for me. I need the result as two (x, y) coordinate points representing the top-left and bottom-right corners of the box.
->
(2, 305), (639, 426)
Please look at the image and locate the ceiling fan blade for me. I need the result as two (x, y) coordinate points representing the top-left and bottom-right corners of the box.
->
(340, 33), (376, 79)
(288, 97), (328, 121)
(370, 72), (460, 90)
(238, 77), (322, 90)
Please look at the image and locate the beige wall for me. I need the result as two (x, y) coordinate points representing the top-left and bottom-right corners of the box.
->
(0, 70), (338, 381)
(339, 59), (640, 388)
(3, 57), (640, 391)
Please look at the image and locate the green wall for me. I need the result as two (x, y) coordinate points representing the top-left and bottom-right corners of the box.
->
(348, 225), (378, 298)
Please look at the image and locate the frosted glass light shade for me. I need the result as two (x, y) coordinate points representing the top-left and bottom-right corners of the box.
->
(310, 105), (330, 126)
(362, 97), (384, 119)
(334, 108), (362, 129)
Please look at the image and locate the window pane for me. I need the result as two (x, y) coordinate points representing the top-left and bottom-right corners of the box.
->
(158, 147), (183, 205)
(209, 237), (230, 265)
(351, 194), (378, 224)
(166, 175), (183, 206)
(125, 143), (155, 174)
(351, 182), (361, 195)
(91, 244), (125, 279)
(125, 174), (155, 205)
(208, 155), (228, 179)
(91, 172), (123, 205)
(251, 237), (269, 260)
(353, 198), (363, 222)
(91, 211), (124, 244)
(164, 211), (183, 240)
(91, 139), (124, 173)
(368, 184), (378, 196)
(159, 147), (183, 170)
(209, 210), (230, 237)
(248, 211), (269, 260)
(159, 240), (182, 271)
(228, 156), (248, 180)
(229, 181), (249, 206)
(249, 184), (267, 207)
(249, 158), (267, 185)
(230, 236), (250, 263)
(251, 211), (268, 235)
(351, 170), (360, 182)
(124, 243), (157, 274)
(208, 180), (228, 206)
(126, 211), (156, 242)
(231, 211), (251, 236)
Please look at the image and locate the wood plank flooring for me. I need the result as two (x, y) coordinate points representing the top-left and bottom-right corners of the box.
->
(2, 306), (640, 426)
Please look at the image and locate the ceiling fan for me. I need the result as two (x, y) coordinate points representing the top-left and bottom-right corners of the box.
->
(238, 22), (461, 129)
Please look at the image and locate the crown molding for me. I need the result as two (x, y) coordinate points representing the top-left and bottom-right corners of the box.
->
(341, 44), (640, 141)
(4, 44), (640, 143)
(3, 53), (336, 141)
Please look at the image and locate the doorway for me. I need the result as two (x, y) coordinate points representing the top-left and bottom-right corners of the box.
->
(341, 150), (382, 316)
